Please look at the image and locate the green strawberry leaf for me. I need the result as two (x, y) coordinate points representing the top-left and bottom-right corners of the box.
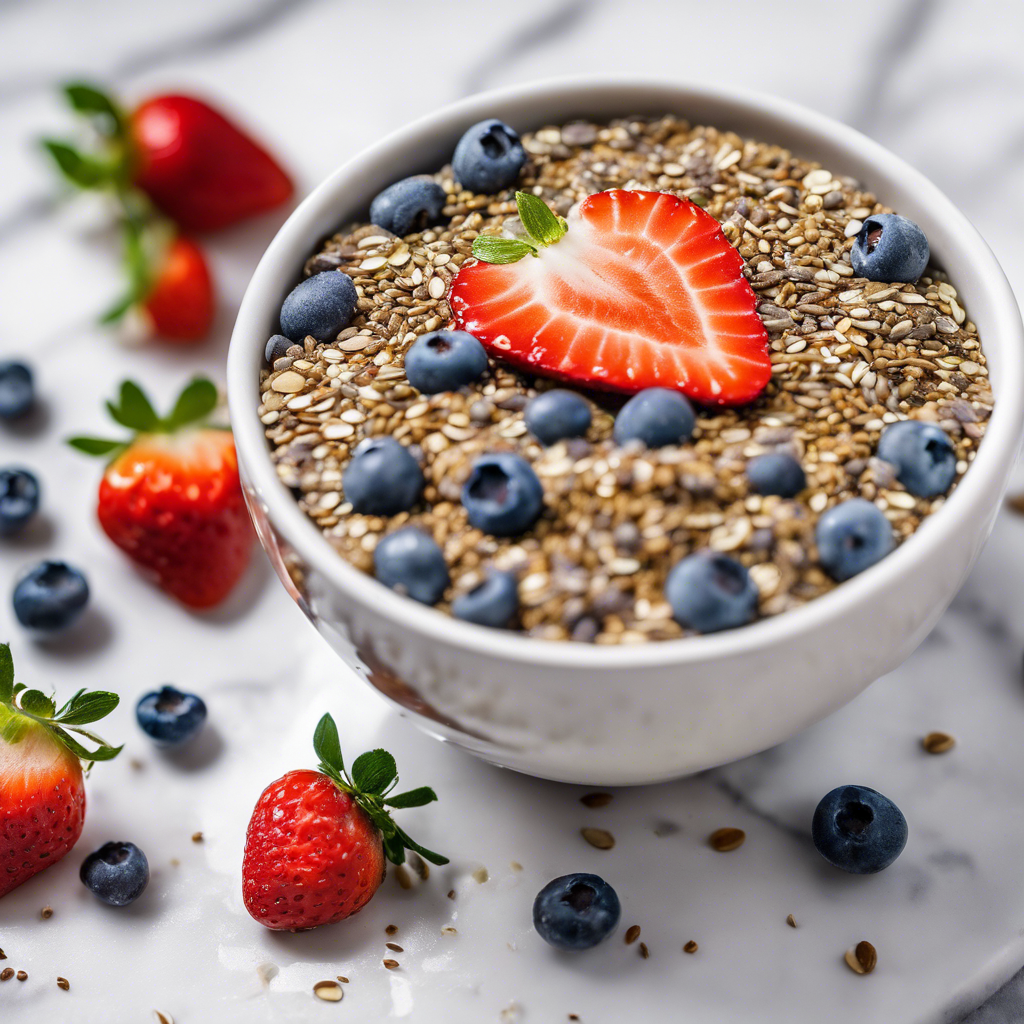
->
(313, 713), (344, 775)
(471, 236), (537, 265)
(42, 139), (115, 189)
(383, 832), (406, 865)
(52, 726), (123, 763)
(515, 191), (566, 247)
(108, 380), (160, 433)
(19, 689), (56, 719)
(0, 644), (13, 704)
(56, 690), (119, 726)
(394, 825), (450, 866)
(63, 82), (124, 135)
(351, 749), (398, 795)
(384, 787), (438, 809)
(67, 436), (126, 457)
(167, 378), (218, 432)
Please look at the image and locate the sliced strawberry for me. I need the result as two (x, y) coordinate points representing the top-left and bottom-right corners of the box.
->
(450, 190), (771, 406)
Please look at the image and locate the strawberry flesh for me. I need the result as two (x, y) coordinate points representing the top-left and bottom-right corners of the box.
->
(450, 189), (771, 406)
(142, 236), (215, 343)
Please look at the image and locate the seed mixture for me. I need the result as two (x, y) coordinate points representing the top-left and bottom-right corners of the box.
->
(258, 115), (993, 644)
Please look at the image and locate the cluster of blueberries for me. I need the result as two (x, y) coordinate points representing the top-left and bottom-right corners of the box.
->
(0, 361), (96, 633)
(535, 783), (908, 951)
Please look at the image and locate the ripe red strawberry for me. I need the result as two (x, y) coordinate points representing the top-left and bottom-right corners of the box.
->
(0, 644), (121, 899)
(141, 236), (215, 342)
(450, 189), (771, 406)
(130, 94), (294, 232)
(242, 714), (447, 931)
(70, 378), (253, 609)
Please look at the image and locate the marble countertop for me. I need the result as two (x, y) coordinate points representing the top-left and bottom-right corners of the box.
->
(2, 1), (1024, 1021)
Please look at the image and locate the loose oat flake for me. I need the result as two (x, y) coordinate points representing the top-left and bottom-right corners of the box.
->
(581, 827), (615, 850)
(845, 941), (878, 975)
(922, 731), (956, 754)
(708, 827), (746, 852)
(313, 980), (344, 1002)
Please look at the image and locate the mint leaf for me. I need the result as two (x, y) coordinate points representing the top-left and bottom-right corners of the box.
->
(515, 192), (566, 247)
(67, 436), (125, 457)
(64, 83), (123, 135)
(313, 713), (344, 775)
(351, 749), (398, 795)
(0, 644), (13, 704)
(168, 378), (218, 431)
(56, 691), (119, 726)
(471, 236), (537, 265)
(109, 381), (159, 433)
(20, 689), (56, 719)
(384, 787), (438, 809)
(42, 140), (113, 189)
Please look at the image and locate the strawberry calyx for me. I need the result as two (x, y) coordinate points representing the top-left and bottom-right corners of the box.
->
(471, 191), (568, 264)
(67, 377), (221, 462)
(311, 713), (449, 867)
(0, 643), (121, 768)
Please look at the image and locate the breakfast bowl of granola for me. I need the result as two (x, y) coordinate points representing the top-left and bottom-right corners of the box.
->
(227, 77), (1024, 785)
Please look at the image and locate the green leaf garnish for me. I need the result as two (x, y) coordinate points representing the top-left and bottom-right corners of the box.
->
(0, 644), (13, 705)
(308, 714), (448, 867)
(167, 378), (219, 431)
(67, 436), (126, 457)
(515, 191), (567, 247)
(63, 82), (124, 136)
(56, 690), (120, 726)
(108, 380), (160, 433)
(42, 139), (116, 189)
(19, 689), (56, 719)
(470, 236), (537, 264)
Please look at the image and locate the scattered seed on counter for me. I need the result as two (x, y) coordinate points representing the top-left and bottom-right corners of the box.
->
(40, 905), (53, 919)
(510, 860), (523, 872)
(57, 977), (70, 991)
(16, 970), (27, 981)
(313, 980), (344, 1002)
(447, 889), (456, 900)
(708, 827), (746, 852)
(845, 941), (878, 975)
(386, 942), (403, 953)
(336, 975), (350, 983)
(385, 924), (398, 936)
(394, 866), (413, 890)
(786, 914), (798, 928)
(683, 940), (699, 954)
(0, 968), (13, 981)
(581, 827), (615, 850)
(155, 1013), (175, 1024)
(625, 925), (641, 945)
(383, 959), (400, 970)
(922, 731), (956, 754)
(442, 926), (458, 936)
(580, 792), (613, 808)
(192, 831), (204, 843)
(472, 867), (489, 883)
(638, 942), (650, 959)
(0, 948), (5, 959)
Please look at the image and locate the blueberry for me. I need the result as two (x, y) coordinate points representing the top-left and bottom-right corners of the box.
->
(613, 388), (695, 448)
(877, 420), (956, 498)
(525, 390), (592, 446)
(0, 468), (40, 536)
(342, 437), (423, 515)
(370, 176), (447, 236)
(746, 452), (806, 498)
(851, 213), (929, 284)
(452, 570), (519, 628)
(405, 330), (488, 394)
(533, 873), (621, 951)
(136, 686), (207, 747)
(280, 271), (357, 343)
(665, 552), (759, 633)
(374, 527), (449, 605)
(812, 785), (908, 874)
(462, 453), (544, 536)
(80, 841), (150, 906)
(0, 361), (34, 420)
(13, 560), (89, 632)
(451, 119), (526, 194)
(815, 498), (894, 582)
(264, 334), (293, 364)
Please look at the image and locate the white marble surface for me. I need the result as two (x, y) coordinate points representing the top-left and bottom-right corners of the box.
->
(2, 1), (1024, 1021)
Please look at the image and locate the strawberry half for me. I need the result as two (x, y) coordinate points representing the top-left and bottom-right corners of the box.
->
(450, 189), (771, 406)
(0, 644), (121, 899)
(69, 378), (253, 609)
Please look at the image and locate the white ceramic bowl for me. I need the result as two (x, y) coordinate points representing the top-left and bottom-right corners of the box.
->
(227, 77), (1024, 785)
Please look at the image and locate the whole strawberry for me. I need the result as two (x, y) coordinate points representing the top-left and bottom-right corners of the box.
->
(0, 644), (121, 899)
(242, 714), (447, 931)
(70, 378), (253, 609)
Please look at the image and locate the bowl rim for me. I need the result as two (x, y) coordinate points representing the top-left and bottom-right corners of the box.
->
(227, 73), (1024, 671)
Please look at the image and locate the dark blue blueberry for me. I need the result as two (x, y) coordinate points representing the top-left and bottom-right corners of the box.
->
(812, 785), (908, 874)
(877, 420), (956, 498)
(746, 452), (806, 498)
(815, 499), (894, 582)
(851, 213), (929, 283)
(370, 176), (447, 236)
(533, 873), (621, 951)
(0, 468), (40, 536)
(80, 841), (150, 906)
(136, 686), (208, 747)
(613, 388), (695, 448)
(264, 334), (293, 364)
(665, 552), (759, 633)
(374, 527), (449, 605)
(452, 119), (526, 194)
(0, 361), (34, 420)
(342, 437), (423, 516)
(451, 570), (519, 628)
(279, 271), (357, 343)
(13, 560), (89, 632)
(462, 453), (544, 536)
(525, 390), (592, 446)
(405, 330), (488, 395)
